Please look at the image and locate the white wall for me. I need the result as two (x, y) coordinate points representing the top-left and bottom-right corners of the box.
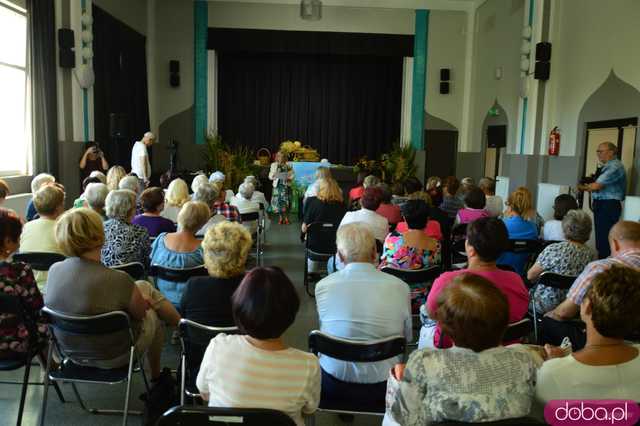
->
(425, 10), (466, 130)
(208, 2), (415, 34)
(542, 0), (640, 156)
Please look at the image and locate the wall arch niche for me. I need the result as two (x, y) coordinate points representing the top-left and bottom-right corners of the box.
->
(480, 100), (508, 179)
(577, 71), (640, 195)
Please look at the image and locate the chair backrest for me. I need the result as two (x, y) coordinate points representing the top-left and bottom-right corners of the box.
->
(508, 239), (543, 254)
(305, 222), (337, 255)
(149, 264), (208, 282)
(308, 330), (405, 363)
(496, 264), (516, 272)
(13, 252), (65, 271)
(537, 272), (576, 290)
(502, 318), (532, 342)
(450, 223), (468, 239)
(157, 406), (296, 426)
(110, 262), (146, 280)
(179, 319), (239, 381)
(381, 265), (441, 285)
(240, 212), (260, 222)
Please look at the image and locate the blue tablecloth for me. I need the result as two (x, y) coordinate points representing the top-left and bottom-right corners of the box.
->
(288, 161), (332, 187)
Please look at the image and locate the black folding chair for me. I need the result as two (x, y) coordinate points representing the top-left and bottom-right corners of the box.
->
(502, 318), (533, 342)
(303, 223), (338, 297)
(110, 262), (146, 280)
(307, 330), (406, 423)
(178, 319), (238, 404)
(12, 252), (65, 271)
(240, 211), (262, 265)
(449, 223), (468, 269)
(39, 307), (150, 426)
(157, 406), (296, 426)
(530, 272), (576, 343)
(380, 265), (441, 285)
(149, 264), (208, 284)
(507, 239), (544, 274)
(0, 294), (64, 426)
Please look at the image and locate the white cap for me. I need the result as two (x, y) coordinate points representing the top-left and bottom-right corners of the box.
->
(209, 171), (225, 183)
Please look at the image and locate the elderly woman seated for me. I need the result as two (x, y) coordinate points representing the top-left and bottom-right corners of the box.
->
(118, 175), (142, 213)
(542, 194), (579, 241)
(0, 208), (49, 359)
(196, 266), (320, 426)
(384, 273), (540, 425)
(536, 266), (640, 403)
(241, 176), (269, 210)
(161, 178), (190, 223)
(497, 187), (539, 275)
(73, 176), (101, 208)
(101, 189), (151, 269)
(150, 201), (209, 307)
(132, 187), (176, 237)
(83, 182), (109, 220)
(181, 221), (252, 326)
(193, 184), (224, 237)
(380, 200), (440, 313)
(190, 174), (209, 200)
(45, 208), (180, 380)
(20, 184), (66, 291)
(230, 182), (260, 235)
(527, 210), (597, 315)
(209, 171), (235, 203)
(26, 173), (56, 221)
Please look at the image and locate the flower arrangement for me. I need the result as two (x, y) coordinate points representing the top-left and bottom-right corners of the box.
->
(203, 134), (258, 191)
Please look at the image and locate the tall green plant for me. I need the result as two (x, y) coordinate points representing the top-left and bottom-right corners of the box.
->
(203, 134), (258, 191)
(381, 144), (417, 184)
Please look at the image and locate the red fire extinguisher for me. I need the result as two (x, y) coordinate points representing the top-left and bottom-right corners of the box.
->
(548, 127), (560, 156)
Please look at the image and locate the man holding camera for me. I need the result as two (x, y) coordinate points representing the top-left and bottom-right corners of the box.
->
(578, 142), (626, 258)
(79, 141), (109, 183)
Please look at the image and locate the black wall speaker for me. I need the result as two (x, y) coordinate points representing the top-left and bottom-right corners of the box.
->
(534, 61), (550, 81)
(440, 68), (450, 81)
(535, 42), (552, 62)
(169, 60), (180, 87)
(439, 82), (450, 95)
(58, 28), (75, 68)
(109, 113), (128, 139)
(487, 125), (507, 148)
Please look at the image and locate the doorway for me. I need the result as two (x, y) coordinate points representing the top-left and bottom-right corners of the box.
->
(424, 130), (458, 178)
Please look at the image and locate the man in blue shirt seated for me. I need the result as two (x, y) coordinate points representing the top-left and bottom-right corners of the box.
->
(579, 142), (626, 258)
(315, 223), (412, 413)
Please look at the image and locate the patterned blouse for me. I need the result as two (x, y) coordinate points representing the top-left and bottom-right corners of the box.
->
(101, 219), (151, 270)
(380, 231), (440, 270)
(531, 241), (596, 314)
(0, 261), (48, 357)
(386, 345), (539, 425)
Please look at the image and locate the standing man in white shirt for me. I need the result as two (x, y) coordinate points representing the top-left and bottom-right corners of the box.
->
(131, 132), (155, 187)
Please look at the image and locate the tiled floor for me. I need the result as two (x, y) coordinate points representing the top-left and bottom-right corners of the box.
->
(0, 219), (382, 426)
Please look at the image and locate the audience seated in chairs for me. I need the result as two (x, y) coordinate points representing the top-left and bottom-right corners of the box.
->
(303, 166), (333, 201)
(194, 183), (224, 237)
(241, 175), (269, 210)
(385, 273), (541, 426)
(541, 194), (579, 242)
(376, 183), (402, 226)
(497, 187), (540, 275)
(315, 223), (411, 412)
(181, 221), (252, 326)
(302, 178), (347, 237)
(45, 208), (180, 380)
(380, 200), (441, 313)
(25, 173), (56, 222)
(478, 177), (503, 217)
(209, 171), (235, 203)
(151, 201), (210, 307)
(19, 184), (66, 291)
(101, 189), (151, 270)
(536, 265), (640, 403)
(419, 217), (529, 349)
(455, 186), (489, 225)
(349, 175), (380, 211)
(425, 176), (443, 207)
(190, 174), (209, 199)
(527, 210), (596, 316)
(196, 266), (320, 426)
(231, 182), (260, 235)
(543, 221), (640, 349)
(106, 165), (126, 192)
(133, 187), (177, 237)
(73, 176), (101, 208)
(211, 181), (241, 223)
(405, 177), (432, 205)
(348, 172), (367, 204)
(82, 182), (108, 220)
(0, 208), (49, 359)
(161, 178), (190, 223)
(439, 176), (464, 219)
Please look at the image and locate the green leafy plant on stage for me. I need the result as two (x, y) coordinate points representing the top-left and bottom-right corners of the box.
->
(353, 144), (417, 185)
(203, 134), (258, 191)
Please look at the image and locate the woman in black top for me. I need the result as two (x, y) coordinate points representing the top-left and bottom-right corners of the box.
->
(302, 178), (347, 236)
(79, 142), (109, 184)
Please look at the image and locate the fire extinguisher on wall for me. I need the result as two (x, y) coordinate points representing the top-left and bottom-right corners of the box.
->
(548, 127), (560, 156)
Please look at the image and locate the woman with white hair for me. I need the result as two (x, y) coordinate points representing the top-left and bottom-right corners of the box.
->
(231, 182), (260, 235)
(209, 171), (235, 203)
(84, 182), (109, 220)
(102, 189), (151, 269)
(26, 173), (55, 221)
(191, 174), (209, 200)
(242, 176), (268, 210)
(89, 170), (107, 184)
(162, 178), (190, 223)
(151, 201), (209, 307)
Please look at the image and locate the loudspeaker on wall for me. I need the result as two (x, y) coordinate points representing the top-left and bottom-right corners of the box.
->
(170, 60), (180, 87)
(58, 28), (75, 68)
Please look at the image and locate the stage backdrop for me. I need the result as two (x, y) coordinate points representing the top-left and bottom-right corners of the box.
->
(210, 28), (412, 165)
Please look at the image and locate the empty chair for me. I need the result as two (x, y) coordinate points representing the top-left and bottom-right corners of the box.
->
(303, 222), (338, 296)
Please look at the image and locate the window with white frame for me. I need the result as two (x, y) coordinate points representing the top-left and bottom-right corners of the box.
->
(0, 1), (28, 175)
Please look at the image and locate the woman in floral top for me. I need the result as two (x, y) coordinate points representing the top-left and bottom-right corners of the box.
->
(527, 210), (597, 315)
(268, 151), (295, 224)
(380, 200), (440, 312)
(0, 208), (48, 358)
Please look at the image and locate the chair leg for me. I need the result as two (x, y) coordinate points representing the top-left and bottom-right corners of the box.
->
(532, 305), (539, 344)
(122, 348), (136, 426)
(38, 344), (54, 426)
(71, 383), (91, 413)
(16, 356), (32, 426)
(180, 354), (186, 406)
(52, 382), (65, 404)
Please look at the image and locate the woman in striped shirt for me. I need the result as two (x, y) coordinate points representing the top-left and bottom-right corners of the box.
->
(196, 266), (321, 426)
